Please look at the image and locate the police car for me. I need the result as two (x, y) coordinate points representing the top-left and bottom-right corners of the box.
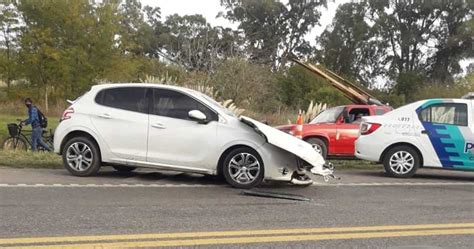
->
(355, 94), (474, 177)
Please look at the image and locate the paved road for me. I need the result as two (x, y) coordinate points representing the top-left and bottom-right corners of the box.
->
(0, 167), (473, 248)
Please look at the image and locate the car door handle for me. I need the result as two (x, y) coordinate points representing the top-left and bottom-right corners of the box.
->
(98, 113), (112, 119)
(421, 130), (430, 135)
(151, 123), (166, 129)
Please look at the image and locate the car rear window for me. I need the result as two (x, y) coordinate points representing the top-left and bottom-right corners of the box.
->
(95, 87), (149, 114)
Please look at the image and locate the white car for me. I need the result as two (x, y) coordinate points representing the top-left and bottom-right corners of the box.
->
(54, 83), (333, 188)
(355, 97), (474, 177)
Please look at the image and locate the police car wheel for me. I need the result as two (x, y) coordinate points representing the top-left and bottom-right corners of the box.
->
(383, 145), (420, 178)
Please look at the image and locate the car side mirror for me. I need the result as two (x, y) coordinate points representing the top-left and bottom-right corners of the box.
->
(188, 110), (208, 124)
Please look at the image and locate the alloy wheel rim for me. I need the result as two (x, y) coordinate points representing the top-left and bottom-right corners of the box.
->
(389, 151), (414, 174)
(66, 142), (93, 172)
(312, 144), (323, 155)
(228, 153), (260, 184)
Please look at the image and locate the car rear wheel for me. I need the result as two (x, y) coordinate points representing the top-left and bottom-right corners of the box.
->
(112, 165), (136, 172)
(222, 147), (264, 189)
(305, 138), (328, 159)
(62, 136), (101, 177)
(383, 145), (420, 178)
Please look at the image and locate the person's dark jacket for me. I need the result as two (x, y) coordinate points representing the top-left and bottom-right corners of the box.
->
(25, 106), (41, 128)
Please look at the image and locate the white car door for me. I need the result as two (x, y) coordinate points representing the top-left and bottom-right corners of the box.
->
(416, 100), (472, 168)
(90, 87), (149, 162)
(147, 88), (218, 170)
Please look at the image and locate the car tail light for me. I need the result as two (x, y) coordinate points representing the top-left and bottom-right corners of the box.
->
(360, 122), (381, 135)
(61, 107), (74, 121)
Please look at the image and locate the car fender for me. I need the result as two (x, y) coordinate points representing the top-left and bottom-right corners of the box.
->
(302, 132), (330, 144)
(57, 124), (113, 161)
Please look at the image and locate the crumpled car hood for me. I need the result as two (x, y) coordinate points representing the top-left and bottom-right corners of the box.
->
(240, 116), (330, 176)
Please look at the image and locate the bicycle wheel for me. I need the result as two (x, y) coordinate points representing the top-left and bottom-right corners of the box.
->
(2, 137), (28, 151)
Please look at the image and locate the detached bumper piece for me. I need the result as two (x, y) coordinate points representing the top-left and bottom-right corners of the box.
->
(310, 162), (339, 182)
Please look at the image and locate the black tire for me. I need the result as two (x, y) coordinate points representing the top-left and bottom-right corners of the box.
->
(383, 145), (420, 178)
(222, 147), (264, 189)
(112, 165), (136, 172)
(305, 137), (328, 159)
(62, 136), (101, 177)
(2, 137), (28, 151)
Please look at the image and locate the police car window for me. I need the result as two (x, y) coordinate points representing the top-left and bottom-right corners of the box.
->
(152, 89), (218, 121)
(419, 103), (468, 126)
(96, 87), (149, 114)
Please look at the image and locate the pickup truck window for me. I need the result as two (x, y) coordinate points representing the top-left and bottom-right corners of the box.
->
(310, 106), (344, 124)
(349, 108), (370, 124)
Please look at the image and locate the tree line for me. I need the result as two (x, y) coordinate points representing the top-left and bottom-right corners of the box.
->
(0, 0), (473, 114)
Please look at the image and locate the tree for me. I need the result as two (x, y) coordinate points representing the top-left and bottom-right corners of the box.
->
(428, 2), (474, 83)
(161, 14), (243, 71)
(276, 64), (347, 109)
(17, 0), (123, 110)
(220, 0), (326, 69)
(316, 2), (384, 87)
(0, 1), (21, 89)
(210, 58), (278, 112)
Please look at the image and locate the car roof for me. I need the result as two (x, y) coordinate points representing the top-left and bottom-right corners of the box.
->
(91, 83), (194, 93)
(333, 104), (390, 109)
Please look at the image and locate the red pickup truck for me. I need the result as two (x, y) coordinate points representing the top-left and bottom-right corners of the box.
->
(277, 104), (392, 159)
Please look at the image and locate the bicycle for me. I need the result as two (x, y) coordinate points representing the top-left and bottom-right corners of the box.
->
(2, 119), (54, 151)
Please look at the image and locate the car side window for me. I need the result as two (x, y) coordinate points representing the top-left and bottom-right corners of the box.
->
(375, 108), (387, 115)
(348, 108), (370, 124)
(152, 89), (218, 122)
(419, 103), (468, 126)
(95, 87), (149, 114)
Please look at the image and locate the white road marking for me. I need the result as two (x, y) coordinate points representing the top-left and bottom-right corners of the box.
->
(313, 182), (474, 186)
(0, 182), (472, 188)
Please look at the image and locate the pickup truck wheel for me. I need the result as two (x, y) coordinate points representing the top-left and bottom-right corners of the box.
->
(222, 148), (264, 189)
(383, 145), (420, 178)
(305, 138), (328, 159)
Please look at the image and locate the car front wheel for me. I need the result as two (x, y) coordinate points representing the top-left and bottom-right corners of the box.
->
(222, 148), (264, 189)
(62, 136), (101, 176)
(383, 145), (420, 178)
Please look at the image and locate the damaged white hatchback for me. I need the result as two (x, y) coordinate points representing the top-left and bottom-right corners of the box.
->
(54, 83), (334, 188)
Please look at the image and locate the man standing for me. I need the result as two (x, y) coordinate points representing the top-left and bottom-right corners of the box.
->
(21, 98), (51, 152)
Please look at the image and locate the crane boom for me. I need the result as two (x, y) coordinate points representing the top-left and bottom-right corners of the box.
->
(291, 57), (383, 106)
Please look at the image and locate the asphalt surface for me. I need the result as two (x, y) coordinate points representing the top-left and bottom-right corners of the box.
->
(0, 166), (473, 248)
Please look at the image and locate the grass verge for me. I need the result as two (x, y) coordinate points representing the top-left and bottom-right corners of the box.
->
(0, 150), (62, 168)
(332, 159), (382, 170)
(0, 113), (60, 149)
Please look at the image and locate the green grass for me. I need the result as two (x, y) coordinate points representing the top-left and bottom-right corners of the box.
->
(0, 113), (60, 149)
(0, 150), (62, 168)
(332, 159), (382, 170)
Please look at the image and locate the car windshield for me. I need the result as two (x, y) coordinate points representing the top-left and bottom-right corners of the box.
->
(310, 106), (344, 124)
(200, 93), (236, 117)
